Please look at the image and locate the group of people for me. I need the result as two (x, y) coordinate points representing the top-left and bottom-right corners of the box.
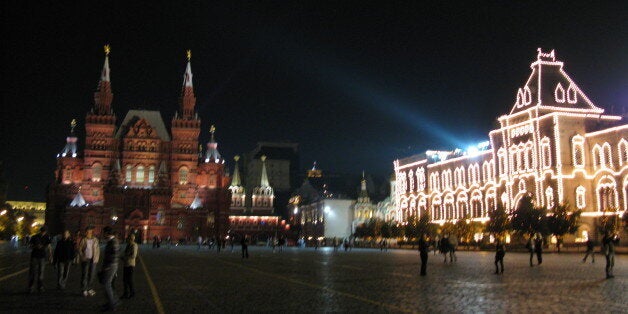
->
(417, 232), (621, 278)
(27, 226), (139, 311)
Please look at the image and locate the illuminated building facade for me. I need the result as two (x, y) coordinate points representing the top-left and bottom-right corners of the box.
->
(46, 48), (232, 242)
(393, 49), (626, 240)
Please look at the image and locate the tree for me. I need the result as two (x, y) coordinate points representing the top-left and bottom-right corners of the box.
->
(390, 222), (404, 238)
(380, 221), (392, 238)
(597, 209), (620, 235)
(510, 195), (547, 237)
(485, 202), (511, 237)
(404, 215), (420, 240)
(547, 203), (581, 252)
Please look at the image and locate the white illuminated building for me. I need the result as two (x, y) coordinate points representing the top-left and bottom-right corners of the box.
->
(393, 49), (626, 239)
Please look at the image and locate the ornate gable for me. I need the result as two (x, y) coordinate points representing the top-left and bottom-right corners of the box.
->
(509, 49), (604, 115)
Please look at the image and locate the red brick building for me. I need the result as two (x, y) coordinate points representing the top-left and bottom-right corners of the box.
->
(46, 48), (231, 242)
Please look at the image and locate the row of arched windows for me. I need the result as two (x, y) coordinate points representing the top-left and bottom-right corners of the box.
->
(591, 140), (627, 170)
(125, 165), (156, 184)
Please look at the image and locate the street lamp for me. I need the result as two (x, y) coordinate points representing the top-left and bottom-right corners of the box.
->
(0, 209), (6, 216)
(17, 216), (24, 222)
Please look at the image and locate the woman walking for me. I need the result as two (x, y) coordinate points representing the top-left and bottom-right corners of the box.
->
(494, 238), (506, 274)
(53, 230), (75, 290)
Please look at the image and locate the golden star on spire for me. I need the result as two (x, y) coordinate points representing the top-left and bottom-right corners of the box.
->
(210, 125), (215, 134)
(187, 50), (192, 61)
(70, 119), (77, 132)
(104, 44), (111, 56)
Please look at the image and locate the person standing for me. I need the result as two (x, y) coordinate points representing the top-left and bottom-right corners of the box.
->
(526, 235), (535, 267)
(122, 233), (139, 299)
(241, 235), (249, 259)
(602, 232), (620, 279)
(582, 238), (595, 263)
(28, 226), (52, 293)
(79, 226), (99, 297)
(418, 234), (429, 276)
(53, 229), (75, 290)
(197, 236), (203, 251)
(440, 235), (451, 263)
(101, 226), (120, 311)
(534, 234), (544, 265)
(449, 234), (458, 262)
(494, 238), (506, 274)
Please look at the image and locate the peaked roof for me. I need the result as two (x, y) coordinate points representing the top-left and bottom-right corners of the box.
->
(509, 49), (604, 115)
(70, 192), (86, 207)
(259, 155), (270, 187)
(58, 120), (78, 158)
(190, 193), (202, 209)
(230, 156), (242, 187)
(204, 126), (222, 163)
(115, 110), (171, 141)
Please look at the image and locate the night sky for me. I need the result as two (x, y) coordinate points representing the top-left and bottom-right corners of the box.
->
(2, 2), (627, 201)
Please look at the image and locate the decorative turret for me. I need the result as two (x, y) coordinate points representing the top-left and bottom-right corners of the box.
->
(94, 45), (114, 115)
(251, 155), (274, 214)
(204, 125), (223, 163)
(229, 155), (246, 211)
(179, 50), (196, 119)
(58, 119), (78, 158)
(358, 171), (370, 203)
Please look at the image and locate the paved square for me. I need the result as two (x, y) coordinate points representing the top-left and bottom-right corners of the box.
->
(0, 244), (626, 313)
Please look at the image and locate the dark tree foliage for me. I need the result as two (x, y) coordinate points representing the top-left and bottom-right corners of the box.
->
(547, 203), (581, 238)
(485, 202), (511, 237)
(510, 195), (547, 236)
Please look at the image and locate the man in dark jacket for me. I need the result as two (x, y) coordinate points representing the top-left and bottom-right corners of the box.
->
(53, 229), (75, 290)
(101, 226), (120, 311)
(28, 226), (52, 293)
(418, 234), (429, 276)
(241, 235), (249, 259)
(534, 234), (544, 265)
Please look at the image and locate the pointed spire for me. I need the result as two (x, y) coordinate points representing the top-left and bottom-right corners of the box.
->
(204, 125), (222, 163)
(230, 155), (241, 187)
(190, 192), (202, 210)
(359, 171), (369, 199)
(178, 49), (196, 119)
(58, 119), (78, 158)
(260, 155), (269, 187)
(94, 45), (113, 115)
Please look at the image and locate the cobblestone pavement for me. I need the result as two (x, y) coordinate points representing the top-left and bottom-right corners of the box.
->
(0, 243), (626, 313)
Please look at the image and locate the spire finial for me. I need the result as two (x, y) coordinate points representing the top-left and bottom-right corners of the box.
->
(210, 125), (216, 141)
(362, 170), (365, 180)
(261, 155), (267, 162)
(186, 49), (191, 61)
(70, 119), (77, 133)
(104, 44), (110, 56)
(234, 155), (240, 162)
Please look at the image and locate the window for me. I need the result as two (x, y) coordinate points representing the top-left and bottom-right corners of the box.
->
(619, 139), (628, 166)
(572, 136), (585, 168)
(498, 148), (506, 176)
(408, 170), (414, 192)
(501, 192), (509, 211)
(471, 191), (482, 218)
(541, 138), (551, 169)
(136, 165), (145, 183)
(63, 167), (73, 184)
(567, 84), (577, 103)
(597, 176), (618, 211)
(592, 145), (602, 169)
(555, 83), (565, 103)
(148, 166), (155, 183)
(177, 217), (184, 230)
(92, 162), (102, 182)
(417, 168), (426, 191)
(125, 165), (132, 182)
(602, 143), (613, 168)
(576, 186), (586, 210)
(179, 167), (189, 185)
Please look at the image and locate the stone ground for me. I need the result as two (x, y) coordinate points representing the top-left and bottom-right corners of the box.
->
(0, 243), (626, 313)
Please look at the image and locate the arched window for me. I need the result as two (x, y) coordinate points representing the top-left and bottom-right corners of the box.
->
(602, 143), (613, 168)
(457, 193), (468, 218)
(592, 145), (602, 169)
(92, 162), (102, 182)
(555, 83), (565, 103)
(432, 196), (442, 221)
(418, 198), (427, 214)
(136, 165), (145, 183)
(471, 190), (483, 218)
(408, 170), (415, 192)
(417, 168), (426, 191)
(576, 186), (586, 210)
(501, 192), (510, 212)
(567, 84), (577, 103)
(572, 136), (585, 168)
(597, 176), (618, 211)
(63, 167), (73, 184)
(179, 166), (189, 185)
(619, 139), (628, 166)
(498, 148), (506, 176)
(482, 162), (490, 183)
(545, 187), (554, 209)
(156, 209), (165, 225)
(485, 189), (496, 216)
(541, 138), (551, 169)
(519, 179), (526, 193)
(444, 194), (455, 220)
(148, 165), (155, 183)
(125, 165), (132, 182)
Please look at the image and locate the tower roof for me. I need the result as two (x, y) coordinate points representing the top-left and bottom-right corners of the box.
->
(190, 192), (202, 209)
(259, 155), (270, 187)
(93, 45), (113, 115)
(178, 50), (196, 119)
(204, 125), (222, 163)
(359, 171), (369, 198)
(58, 119), (78, 158)
(69, 191), (86, 207)
(508, 49), (604, 116)
(230, 155), (242, 187)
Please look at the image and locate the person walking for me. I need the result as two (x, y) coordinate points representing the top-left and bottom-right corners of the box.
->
(534, 234), (544, 265)
(418, 234), (429, 276)
(241, 235), (249, 259)
(53, 229), (75, 290)
(582, 238), (595, 263)
(494, 238), (506, 274)
(101, 226), (120, 311)
(197, 236), (203, 251)
(28, 226), (52, 293)
(122, 233), (139, 299)
(526, 235), (535, 267)
(602, 232), (620, 279)
(440, 235), (451, 263)
(449, 234), (458, 262)
(79, 226), (99, 297)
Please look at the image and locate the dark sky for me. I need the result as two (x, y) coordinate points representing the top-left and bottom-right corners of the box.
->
(2, 2), (627, 201)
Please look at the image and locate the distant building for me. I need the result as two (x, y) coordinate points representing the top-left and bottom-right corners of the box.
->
(46, 48), (231, 242)
(6, 201), (46, 226)
(393, 49), (626, 242)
